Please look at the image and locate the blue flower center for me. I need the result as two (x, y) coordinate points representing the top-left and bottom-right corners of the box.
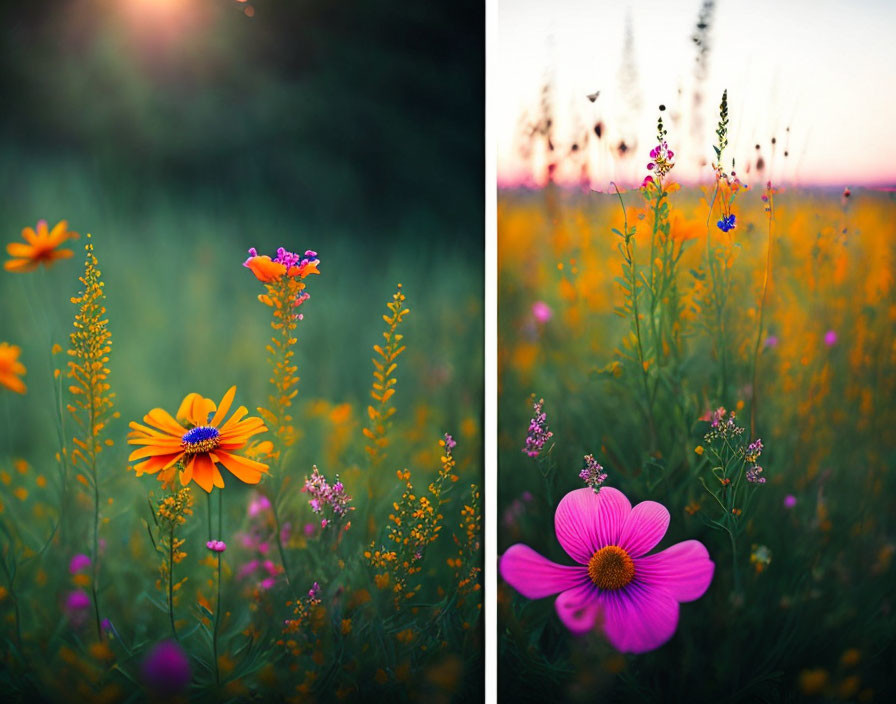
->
(181, 425), (220, 454)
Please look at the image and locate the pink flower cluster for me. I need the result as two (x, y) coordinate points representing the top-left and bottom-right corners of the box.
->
(523, 397), (553, 458)
(237, 558), (283, 591)
(303, 466), (353, 528)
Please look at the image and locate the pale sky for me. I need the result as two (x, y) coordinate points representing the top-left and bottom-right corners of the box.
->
(498, 0), (896, 187)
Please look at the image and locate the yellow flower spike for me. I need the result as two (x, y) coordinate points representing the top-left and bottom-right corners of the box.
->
(364, 284), (410, 479)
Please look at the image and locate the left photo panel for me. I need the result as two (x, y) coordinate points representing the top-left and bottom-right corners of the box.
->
(0, 2), (483, 701)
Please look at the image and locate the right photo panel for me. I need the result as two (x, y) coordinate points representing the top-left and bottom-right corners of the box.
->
(497, 1), (896, 701)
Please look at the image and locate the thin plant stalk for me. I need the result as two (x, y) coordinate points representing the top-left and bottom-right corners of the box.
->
(750, 186), (775, 437)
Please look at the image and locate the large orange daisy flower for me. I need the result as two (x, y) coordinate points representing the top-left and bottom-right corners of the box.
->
(5, 220), (79, 272)
(128, 386), (269, 493)
(0, 342), (26, 394)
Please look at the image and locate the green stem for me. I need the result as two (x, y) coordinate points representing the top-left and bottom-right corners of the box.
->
(213, 489), (223, 686)
(750, 191), (774, 437)
(269, 491), (293, 590)
(168, 524), (177, 640)
(0, 551), (22, 649)
(613, 184), (657, 449)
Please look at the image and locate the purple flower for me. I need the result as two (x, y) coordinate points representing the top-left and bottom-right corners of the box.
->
(745, 438), (763, 463)
(746, 466), (766, 484)
(784, 494), (797, 509)
(499, 488), (714, 653)
(824, 330), (837, 346)
(764, 335), (779, 348)
(141, 640), (191, 696)
(579, 455), (607, 492)
(523, 397), (553, 458)
(532, 301), (552, 324)
(66, 590), (91, 613)
(206, 540), (226, 553)
(68, 554), (91, 574)
(303, 466), (353, 525)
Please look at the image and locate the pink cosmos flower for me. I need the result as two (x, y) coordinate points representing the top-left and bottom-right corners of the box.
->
(499, 487), (714, 653)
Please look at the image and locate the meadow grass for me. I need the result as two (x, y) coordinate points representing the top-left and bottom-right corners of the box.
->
(0, 152), (483, 702)
(498, 170), (895, 702)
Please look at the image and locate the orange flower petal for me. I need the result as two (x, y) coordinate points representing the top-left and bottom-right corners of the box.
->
(177, 392), (217, 427)
(245, 255), (287, 283)
(190, 453), (216, 493)
(6, 243), (33, 257)
(217, 406), (249, 433)
(209, 386), (237, 428)
(144, 408), (186, 437)
(214, 451), (268, 484)
(133, 452), (183, 475)
(4, 258), (38, 272)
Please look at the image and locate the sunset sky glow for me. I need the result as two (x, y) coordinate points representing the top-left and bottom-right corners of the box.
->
(498, 0), (896, 188)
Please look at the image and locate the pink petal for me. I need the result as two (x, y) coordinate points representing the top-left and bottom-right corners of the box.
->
(554, 488), (631, 564)
(634, 540), (714, 601)
(599, 582), (679, 653)
(617, 500), (670, 557)
(499, 544), (588, 599)
(555, 583), (601, 634)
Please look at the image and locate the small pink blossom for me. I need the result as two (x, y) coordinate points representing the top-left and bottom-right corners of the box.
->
(532, 301), (552, 324)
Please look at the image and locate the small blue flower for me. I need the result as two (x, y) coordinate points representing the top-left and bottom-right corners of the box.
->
(716, 214), (736, 232)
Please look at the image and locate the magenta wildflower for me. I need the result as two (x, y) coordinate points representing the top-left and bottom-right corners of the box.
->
(206, 540), (226, 553)
(68, 553), (91, 574)
(443, 432), (457, 451)
(64, 590), (91, 627)
(764, 335), (779, 348)
(784, 494), (797, 509)
(499, 487), (714, 652)
(65, 590), (90, 613)
(532, 301), (552, 324)
(646, 141), (675, 179)
(824, 330), (837, 346)
(141, 640), (191, 696)
(523, 397), (553, 458)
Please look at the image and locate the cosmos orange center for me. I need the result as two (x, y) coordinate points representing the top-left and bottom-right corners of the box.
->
(588, 545), (635, 590)
(181, 425), (220, 454)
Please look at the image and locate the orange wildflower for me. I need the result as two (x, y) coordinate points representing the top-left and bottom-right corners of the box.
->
(128, 386), (269, 493)
(5, 219), (79, 272)
(0, 343), (26, 393)
(243, 247), (320, 283)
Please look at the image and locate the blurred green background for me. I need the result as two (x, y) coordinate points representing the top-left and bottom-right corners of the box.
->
(0, 0), (484, 465)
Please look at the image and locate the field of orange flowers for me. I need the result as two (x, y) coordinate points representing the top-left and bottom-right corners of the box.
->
(0, 177), (483, 702)
(498, 102), (896, 701)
